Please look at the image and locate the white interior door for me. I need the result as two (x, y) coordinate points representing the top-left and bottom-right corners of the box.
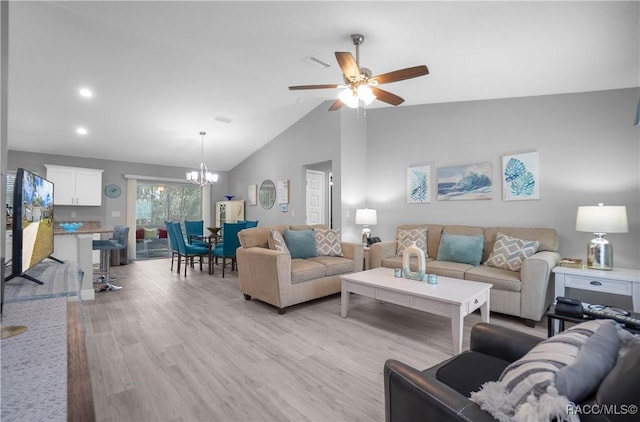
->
(306, 170), (325, 225)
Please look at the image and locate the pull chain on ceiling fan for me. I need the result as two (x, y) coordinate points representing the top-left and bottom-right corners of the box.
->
(289, 34), (429, 111)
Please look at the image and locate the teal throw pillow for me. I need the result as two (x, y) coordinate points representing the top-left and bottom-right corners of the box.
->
(284, 229), (318, 259)
(436, 233), (484, 266)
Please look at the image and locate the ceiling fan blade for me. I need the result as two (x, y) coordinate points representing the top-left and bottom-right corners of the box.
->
(370, 65), (429, 85)
(371, 86), (404, 106)
(328, 99), (344, 111)
(335, 52), (360, 80)
(289, 84), (340, 91)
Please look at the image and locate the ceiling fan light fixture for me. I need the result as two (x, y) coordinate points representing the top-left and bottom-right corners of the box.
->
(357, 85), (376, 106)
(339, 87), (359, 109)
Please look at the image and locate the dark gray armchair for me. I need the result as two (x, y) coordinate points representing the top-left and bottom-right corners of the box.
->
(384, 322), (640, 422)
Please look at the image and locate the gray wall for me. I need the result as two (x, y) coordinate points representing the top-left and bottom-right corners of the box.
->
(228, 103), (343, 228)
(365, 89), (639, 271)
(6, 151), (230, 226)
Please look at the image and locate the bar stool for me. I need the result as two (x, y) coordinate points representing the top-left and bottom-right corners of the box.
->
(93, 227), (128, 292)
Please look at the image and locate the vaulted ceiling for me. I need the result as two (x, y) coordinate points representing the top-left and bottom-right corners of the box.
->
(7, 1), (639, 171)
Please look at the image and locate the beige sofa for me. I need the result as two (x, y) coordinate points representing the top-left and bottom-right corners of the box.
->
(236, 224), (364, 313)
(369, 225), (561, 325)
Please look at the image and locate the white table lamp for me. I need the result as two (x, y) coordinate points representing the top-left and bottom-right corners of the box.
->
(355, 208), (377, 244)
(575, 203), (628, 270)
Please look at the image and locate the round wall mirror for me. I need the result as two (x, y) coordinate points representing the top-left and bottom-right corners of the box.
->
(259, 179), (276, 209)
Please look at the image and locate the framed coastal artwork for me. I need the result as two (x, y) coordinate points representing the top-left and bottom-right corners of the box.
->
(407, 165), (430, 203)
(437, 162), (492, 200)
(502, 151), (540, 201)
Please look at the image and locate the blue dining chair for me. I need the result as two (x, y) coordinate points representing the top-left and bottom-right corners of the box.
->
(168, 222), (210, 276)
(184, 220), (209, 248)
(213, 222), (247, 277)
(238, 220), (259, 228)
(166, 221), (181, 271)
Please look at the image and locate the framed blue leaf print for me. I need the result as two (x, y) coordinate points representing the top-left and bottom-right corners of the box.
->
(407, 165), (430, 203)
(502, 151), (540, 201)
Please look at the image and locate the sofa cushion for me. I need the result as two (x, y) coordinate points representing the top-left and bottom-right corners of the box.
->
(426, 260), (474, 279)
(396, 228), (427, 256)
(485, 232), (540, 272)
(268, 230), (290, 254)
(465, 265), (521, 292)
(290, 259), (326, 283)
(382, 256), (436, 271)
(470, 319), (620, 422)
(136, 228), (144, 240)
(144, 227), (158, 239)
(314, 228), (343, 257)
(436, 233), (484, 266)
(284, 229), (318, 259)
(307, 256), (354, 276)
(158, 227), (168, 238)
(436, 350), (511, 398)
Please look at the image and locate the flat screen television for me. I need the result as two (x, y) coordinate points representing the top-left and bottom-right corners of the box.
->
(5, 168), (57, 285)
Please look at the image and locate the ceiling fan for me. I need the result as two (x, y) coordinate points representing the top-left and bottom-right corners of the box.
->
(289, 34), (429, 111)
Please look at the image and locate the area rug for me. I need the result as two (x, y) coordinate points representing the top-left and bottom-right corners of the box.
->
(1, 297), (68, 422)
(1, 260), (83, 422)
(3, 260), (82, 303)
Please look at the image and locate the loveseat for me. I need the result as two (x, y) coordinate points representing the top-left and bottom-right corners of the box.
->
(384, 321), (640, 422)
(236, 224), (364, 313)
(370, 225), (561, 325)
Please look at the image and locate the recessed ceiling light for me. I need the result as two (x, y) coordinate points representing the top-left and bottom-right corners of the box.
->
(79, 88), (93, 98)
(76, 127), (88, 135)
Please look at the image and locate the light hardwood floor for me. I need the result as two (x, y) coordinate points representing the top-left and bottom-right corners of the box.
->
(83, 259), (547, 422)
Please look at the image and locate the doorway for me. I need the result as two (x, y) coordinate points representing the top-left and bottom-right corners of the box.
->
(306, 170), (325, 225)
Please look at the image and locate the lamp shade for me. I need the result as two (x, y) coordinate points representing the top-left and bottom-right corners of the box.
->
(355, 208), (377, 225)
(575, 205), (628, 233)
(634, 98), (640, 127)
(338, 88), (359, 109)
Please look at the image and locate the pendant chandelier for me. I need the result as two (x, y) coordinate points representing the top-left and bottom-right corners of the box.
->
(186, 131), (218, 186)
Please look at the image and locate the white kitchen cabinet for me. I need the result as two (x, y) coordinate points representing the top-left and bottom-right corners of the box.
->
(45, 165), (104, 206)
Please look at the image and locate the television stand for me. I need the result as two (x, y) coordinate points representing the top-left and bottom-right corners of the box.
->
(4, 255), (65, 285)
(4, 272), (44, 285)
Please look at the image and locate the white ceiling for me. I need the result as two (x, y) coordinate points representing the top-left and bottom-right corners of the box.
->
(7, 1), (639, 171)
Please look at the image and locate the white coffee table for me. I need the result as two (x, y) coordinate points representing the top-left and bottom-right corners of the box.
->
(340, 267), (492, 355)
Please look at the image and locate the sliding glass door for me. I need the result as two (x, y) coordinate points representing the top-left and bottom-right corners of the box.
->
(135, 182), (202, 226)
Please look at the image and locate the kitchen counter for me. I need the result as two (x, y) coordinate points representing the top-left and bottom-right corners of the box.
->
(53, 221), (115, 301)
(54, 220), (113, 236)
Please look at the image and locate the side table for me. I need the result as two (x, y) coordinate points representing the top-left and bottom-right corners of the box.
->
(553, 266), (640, 312)
(547, 304), (640, 337)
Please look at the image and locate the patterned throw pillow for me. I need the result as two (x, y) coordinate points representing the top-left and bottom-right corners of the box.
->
(314, 228), (343, 256)
(485, 232), (540, 272)
(471, 319), (620, 422)
(396, 228), (427, 257)
(267, 230), (289, 255)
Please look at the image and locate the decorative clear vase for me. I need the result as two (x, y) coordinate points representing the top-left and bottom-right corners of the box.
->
(403, 241), (426, 281)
